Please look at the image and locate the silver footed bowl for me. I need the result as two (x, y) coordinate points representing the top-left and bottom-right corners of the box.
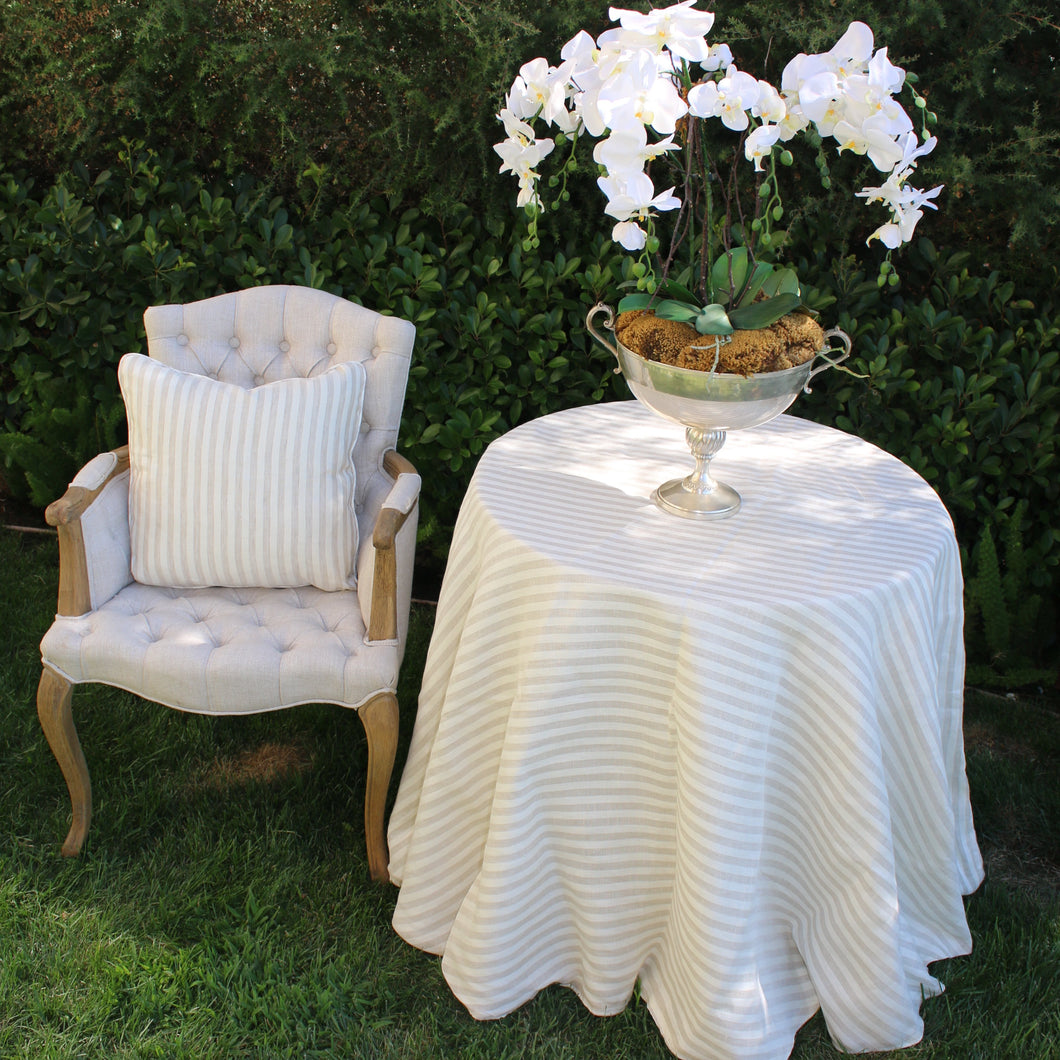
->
(586, 302), (851, 519)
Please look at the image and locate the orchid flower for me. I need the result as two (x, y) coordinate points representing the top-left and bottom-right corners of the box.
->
(745, 124), (783, 170)
(506, 58), (573, 127)
(495, 4), (940, 279)
(688, 66), (762, 131)
(607, 1), (715, 63)
(494, 131), (555, 209)
(598, 172), (681, 250)
(594, 126), (678, 178)
(593, 49), (688, 136)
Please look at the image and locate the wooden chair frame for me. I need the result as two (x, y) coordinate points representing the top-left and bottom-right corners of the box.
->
(38, 446), (417, 883)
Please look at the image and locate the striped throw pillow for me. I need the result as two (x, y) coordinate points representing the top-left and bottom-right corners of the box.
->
(118, 353), (366, 591)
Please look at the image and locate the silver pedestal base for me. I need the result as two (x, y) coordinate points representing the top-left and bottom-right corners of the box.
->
(650, 426), (741, 519)
(652, 478), (741, 519)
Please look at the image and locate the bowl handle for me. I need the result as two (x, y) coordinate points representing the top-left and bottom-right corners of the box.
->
(586, 303), (623, 372)
(804, 328), (852, 393)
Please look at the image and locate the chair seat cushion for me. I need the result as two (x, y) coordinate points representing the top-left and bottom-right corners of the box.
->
(119, 353), (366, 592)
(41, 583), (400, 714)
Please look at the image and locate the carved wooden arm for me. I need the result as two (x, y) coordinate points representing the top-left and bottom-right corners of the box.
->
(367, 449), (420, 642)
(45, 446), (131, 616)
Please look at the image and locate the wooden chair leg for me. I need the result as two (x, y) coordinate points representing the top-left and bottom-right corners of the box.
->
(358, 692), (399, 883)
(37, 667), (92, 857)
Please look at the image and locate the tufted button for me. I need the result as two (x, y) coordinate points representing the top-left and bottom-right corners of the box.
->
(326, 342), (337, 355)
(177, 334), (189, 346)
(229, 336), (241, 348)
(253, 375), (265, 387)
(279, 340), (291, 353)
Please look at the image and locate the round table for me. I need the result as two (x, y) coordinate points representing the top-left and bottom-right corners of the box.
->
(388, 401), (983, 1060)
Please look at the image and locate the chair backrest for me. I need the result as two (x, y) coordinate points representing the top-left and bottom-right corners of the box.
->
(143, 286), (416, 537)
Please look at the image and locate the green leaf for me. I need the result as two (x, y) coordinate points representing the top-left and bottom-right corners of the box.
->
(736, 262), (775, 307)
(760, 268), (801, 298)
(710, 248), (749, 304)
(727, 294), (802, 330)
(656, 277), (699, 305)
(653, 299), (700, 323)
(616, 293), (653, 312)
(694, 304), (734, 335)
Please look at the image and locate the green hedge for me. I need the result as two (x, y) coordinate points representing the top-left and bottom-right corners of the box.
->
(2, 1), (1057, 282)
(1, 151), (1057, 673)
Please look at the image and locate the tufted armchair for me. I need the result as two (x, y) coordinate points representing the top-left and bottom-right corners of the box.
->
(37, 285), (419, 882)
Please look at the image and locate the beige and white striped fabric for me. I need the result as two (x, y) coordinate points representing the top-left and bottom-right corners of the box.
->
(388, 402), (983, 1060)
(119, 353), (365, 592)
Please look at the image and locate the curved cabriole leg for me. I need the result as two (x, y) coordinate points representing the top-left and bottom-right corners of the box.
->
(358, 692), (399, 883)
(37, 667), (92, 857)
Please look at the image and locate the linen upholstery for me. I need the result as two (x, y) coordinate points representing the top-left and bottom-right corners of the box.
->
(119, 353), (366, 591)
(42, 584), (398, 715)
(80, 470), (134, 614)
(144, 285), (414, 550)
(38, 285), (418, 882)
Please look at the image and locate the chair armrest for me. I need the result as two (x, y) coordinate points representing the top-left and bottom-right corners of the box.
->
(45, 446), (132, 616)
(365, 450), (421, 643)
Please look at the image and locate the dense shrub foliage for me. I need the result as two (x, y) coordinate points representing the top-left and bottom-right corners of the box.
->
(0, 0), (610, 221)
(1, 0), (1056, 280)
(1, 0), (1057, 677)
(0, 152), (1057, 675)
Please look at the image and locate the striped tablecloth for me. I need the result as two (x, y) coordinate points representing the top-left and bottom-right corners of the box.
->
(388, 401), (983, 1060)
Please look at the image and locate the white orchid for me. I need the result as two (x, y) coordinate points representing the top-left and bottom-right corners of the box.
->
(494, 125), (555, 209)
(594, 125), (678, 178)
(827, 20), (876, 77)
(745, 124), (784, 170)
(700, 42), (733, 72)
(592, 49), (688, 136)
(858, 170), (942, 247)
(598, 171), (681, 250)
(608, 1), (716, 62)
(688, 66), (761, 131)
(496, 2), (941, 296)
(506, 58), (573, 127)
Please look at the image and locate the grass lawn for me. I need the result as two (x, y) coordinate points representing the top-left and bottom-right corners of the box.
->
(1, 527), (1057, 1059)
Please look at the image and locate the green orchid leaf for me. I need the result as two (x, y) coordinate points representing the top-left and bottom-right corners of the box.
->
(656, 277), (699, 305)
(710, 248), (749, 304)
(671, 265), (696, 291)
(737, 262), (775, 307)
(694, 304), (734, 335)
(617, 293), (655, 313)
(653, 299), (700, 323)
(760, 267), (801, 298)
(727, 293), (802, 330)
